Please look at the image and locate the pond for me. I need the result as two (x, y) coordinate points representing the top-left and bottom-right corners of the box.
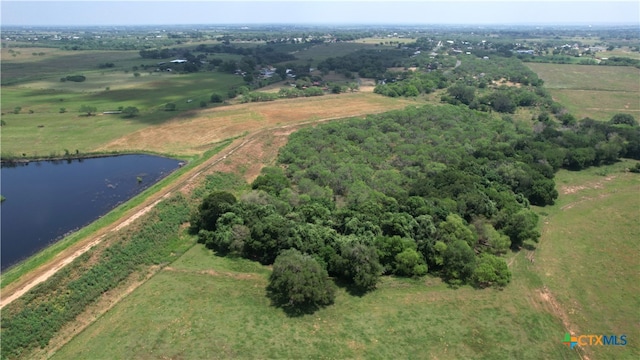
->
(1, 155), (183, 271)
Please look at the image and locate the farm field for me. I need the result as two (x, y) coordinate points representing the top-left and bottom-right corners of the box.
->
(526, 63), (640, 120)
(50, 156), (639, 360)
(1, 70), (246, 157)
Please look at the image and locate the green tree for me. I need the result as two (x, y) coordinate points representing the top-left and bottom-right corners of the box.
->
(501, 209), (540, 249)
(447, 83), (475, 105)
(251, 167), (291, 196)
(122, 106), (139, 118)
(394, 248), (428, 277)
(438, 213), (476, 247)
(191, 191), (237, 234)
(442, 240), (477, 285)
(336, 241), (383, 291)
(210, 93), (224, 103)
(266, 249), (335, 311)
(472, 253), (511, 288)
(79, 105), (97, 116)
(609, 113), (637, 126)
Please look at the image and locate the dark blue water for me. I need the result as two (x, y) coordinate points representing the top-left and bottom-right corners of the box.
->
(0, 155), (182, 271)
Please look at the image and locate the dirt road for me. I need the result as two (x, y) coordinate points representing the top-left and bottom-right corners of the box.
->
(0, 109), (390, 309)
(0, 135), (252, 309)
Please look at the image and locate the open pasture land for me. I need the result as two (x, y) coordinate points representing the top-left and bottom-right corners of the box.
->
(0, 71), (244, 157)
(94, 92), (418, 155)
(1, 48), (144, 85)
(52, 158), (640, 360)
(601, 47), (640, 60)
(526, 63), (639, 120)
(52, 244), (570, 360)
(535, 160), (640, 360)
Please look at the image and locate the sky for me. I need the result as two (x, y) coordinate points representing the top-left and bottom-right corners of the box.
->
(1, 0), (639, 27)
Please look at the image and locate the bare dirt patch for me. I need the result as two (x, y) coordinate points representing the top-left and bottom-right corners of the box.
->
(537, 287), (591, 360)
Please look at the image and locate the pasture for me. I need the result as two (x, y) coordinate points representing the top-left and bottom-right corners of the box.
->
(1, 71), (243, 157)
(51, 244), (570, 360)
(92, 92), (418, 155)
(526, 63), (640, 120)
(50, 157), (640, 360)
(534, 160), (640, 360)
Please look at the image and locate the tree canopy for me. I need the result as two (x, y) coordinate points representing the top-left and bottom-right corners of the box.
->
(267, 249), (336, 312)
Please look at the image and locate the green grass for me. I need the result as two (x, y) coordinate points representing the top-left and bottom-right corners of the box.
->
(0, 140), (232, 289)
(526, 63), (640, 121)
(550, 89), (639, 121)
(1, 72), (244, 157)
(526, 63), (640, 92)
(52, 246), (571, 359)
(534, 160), (640, 360)
(52, 161), (640, 360)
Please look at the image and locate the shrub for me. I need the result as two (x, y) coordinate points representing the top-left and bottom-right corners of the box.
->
(267, 249), (336, 311)
(64, 75), (86, 82)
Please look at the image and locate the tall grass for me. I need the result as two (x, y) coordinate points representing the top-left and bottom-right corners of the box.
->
(0, 194), (193, 359)
(0, 140), (232, 289)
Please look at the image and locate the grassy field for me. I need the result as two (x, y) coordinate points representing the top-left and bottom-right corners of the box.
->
(0, 71), (243, 157)
(534, 160), (640, 360)
(51, 244), (571, 360)
(601, 47), (640, 60)
(526, 63), (640, 120)
(92, 92), (418, 155)
(51, 160), (639, 360)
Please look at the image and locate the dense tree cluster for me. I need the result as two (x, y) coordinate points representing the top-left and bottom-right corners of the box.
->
(192, 104), (639, 304)
(317, 49), (412, 78)
(374, 71), (449, 97)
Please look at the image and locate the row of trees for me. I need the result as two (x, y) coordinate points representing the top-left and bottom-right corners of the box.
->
(317, 49), (412, 78)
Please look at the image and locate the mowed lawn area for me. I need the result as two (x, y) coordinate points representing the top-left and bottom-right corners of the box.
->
(526, 63), (640, 121)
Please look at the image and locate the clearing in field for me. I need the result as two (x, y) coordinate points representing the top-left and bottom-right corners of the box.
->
(526, 63), (640, 120)
(95, 92), (418, 155)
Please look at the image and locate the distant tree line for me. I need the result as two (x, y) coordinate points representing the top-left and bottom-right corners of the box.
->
(317, 49), (412, 78)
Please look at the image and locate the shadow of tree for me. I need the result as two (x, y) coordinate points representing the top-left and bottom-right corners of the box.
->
(266, 291), (330, 318)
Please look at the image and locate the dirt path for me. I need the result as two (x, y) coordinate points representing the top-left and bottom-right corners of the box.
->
(0, 135), (250, 309)
(0, 111), (371, 309)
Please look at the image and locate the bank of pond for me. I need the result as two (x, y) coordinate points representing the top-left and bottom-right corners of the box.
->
(0, 154), (183, 271)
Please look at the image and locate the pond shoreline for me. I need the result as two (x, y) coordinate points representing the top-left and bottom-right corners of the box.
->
(0, 150), (188, 166)
(1, 154), (185, 271)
